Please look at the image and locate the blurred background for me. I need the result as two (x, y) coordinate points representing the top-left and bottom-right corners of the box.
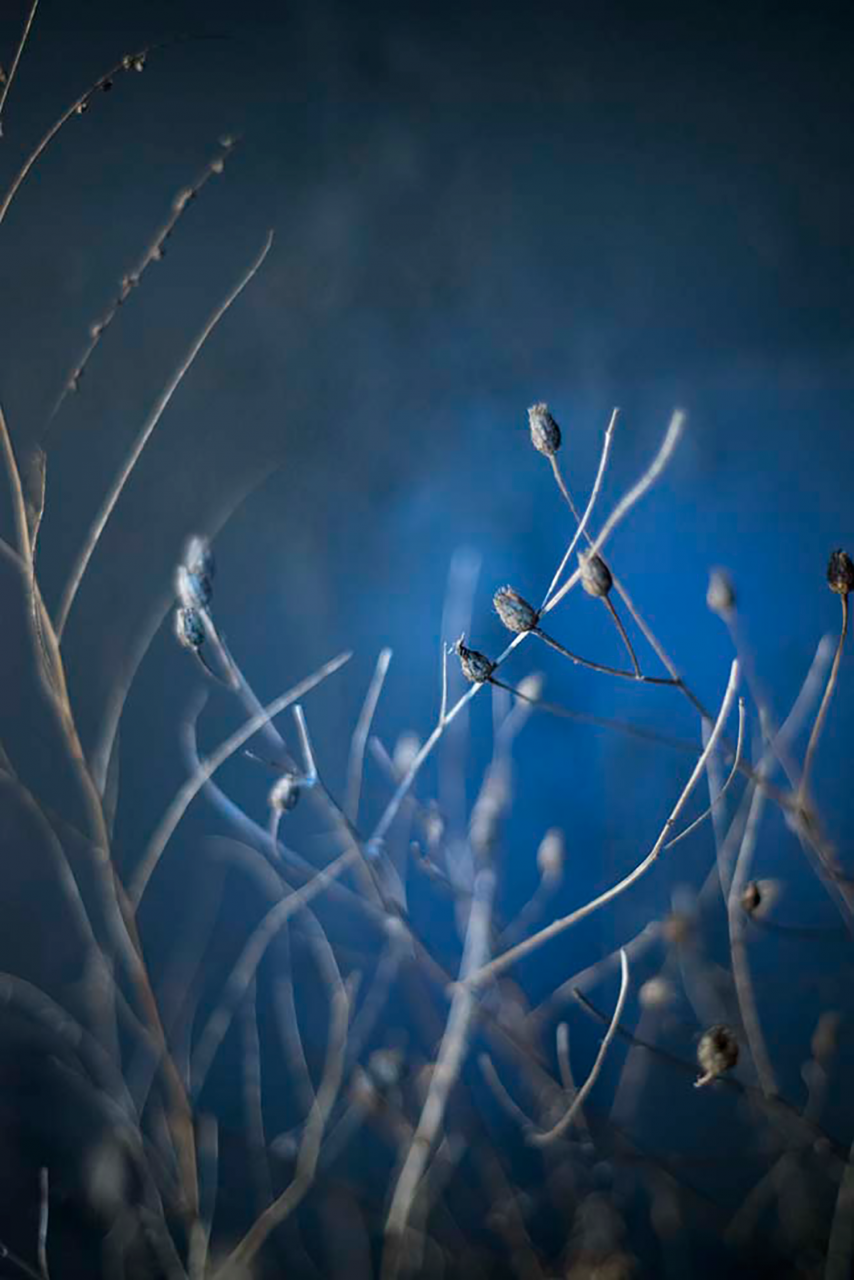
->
(0, 1), (853, 1276)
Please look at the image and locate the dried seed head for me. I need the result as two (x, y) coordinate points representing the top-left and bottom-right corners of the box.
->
(578, 550), (613, 598)
(175, 563), (212, 611)
(827, 549), (854, 596)
(454, 635), (494, 684)
(184, 534), (216, 583)
(695, 1024), (738, 1087)
(269, 772), (301, 813)
(527, 402), (561, 457)
(536, 827), (565, 882)
(706, 568), (735, 616)
(493, 585), (539, 633)
(174, 606), (204, 651)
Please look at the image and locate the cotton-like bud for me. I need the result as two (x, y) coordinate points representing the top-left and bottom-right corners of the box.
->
(269, 772), (301, 813)
(827, 549), (854, 596)
(174, 606), (204, 652)
(707, 568), (735, 616)
(695, 1024), (738, 1087)
(527, 402), (561, 457)
(493, 585), (539, 633)
(578, 550), (613, 598)
(454, 635), (494, 684)
(536, 828), (565, 882)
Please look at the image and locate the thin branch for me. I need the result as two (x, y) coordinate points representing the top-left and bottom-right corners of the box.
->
(664, 696), (746, 849)
(0, 0), (39, 136)
(467, 659), (739, 988)
(56, 229), (275, 638)
(800, 593), (848, 807)
(130, 650), (351, 910)
(529, 949), (629, 1145)
(346, 648), (393, 821)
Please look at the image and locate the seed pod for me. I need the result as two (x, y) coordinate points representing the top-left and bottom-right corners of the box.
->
(695, 1024), (739, 1087)
(741, 880), (762, 915)
(454, 635), (494, 684)
(269, 772), (301, 813)
(174, 606), (204, 651)
(707, 568), (735, 616)
(184, 534), (216, 583)
(175, 563), (212, 611)
(527, 402), (561, 457)
(578, 550), (613, 598)
(493, 585), (539, 633)
(827, 549), (854, 596)
(536, 828), (565, 882)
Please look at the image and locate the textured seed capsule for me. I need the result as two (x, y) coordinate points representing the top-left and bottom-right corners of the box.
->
(527, 402), (561, 457)
(454, 636), (494, 684)
(174, 606), (205, 651)
(696, 1024), (739, 1087)
(827, 549), (854, 596)
(493, 585), (539, 633)
(707, 568), (735, 616)
(578, 550), (613, 598)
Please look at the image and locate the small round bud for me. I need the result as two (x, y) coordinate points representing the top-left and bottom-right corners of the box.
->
(695, 1024), (738, 1087)
(639, 976), (675, 1011)
(827, 549), (854, 596)
(493, 585), (539, 633)
(269, 772), (301, 812)
(131, 55), (146, 72)
(536, 828), (565, 883)
(527, 402), (561, 457)
(454, 635), (494, 684)
(741, 881), (761, 915)
(706, 568), (735, 616)
(578, 550), (613, 598)
(210, 157), (225, 175)
(172, 188), (194, 213)
(75, 100), (89, 115)
(174, 606), (204, 651)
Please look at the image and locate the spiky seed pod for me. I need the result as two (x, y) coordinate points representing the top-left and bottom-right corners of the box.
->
(695, 1024), (739, 1087)
(527, 402), (561, 457)
(174, 606), (205, 652)
(454, 635), (494, 684)
(493, 585), (539, 633)
(827, 549), (854, 596)
(578, 550), (613, 598)
(175, 563), (212, 611)
(269, 772), (301, 813)
(707, 568), (735, 616)
(185, 534), (216, 583)
(536, 828), (565, 882)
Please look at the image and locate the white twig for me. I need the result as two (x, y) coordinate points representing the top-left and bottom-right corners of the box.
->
(346, 648), (393, 821)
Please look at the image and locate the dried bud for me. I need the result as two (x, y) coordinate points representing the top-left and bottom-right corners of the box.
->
(75, 99), (89, 115)
(706, 568), (735, 616)
(172, 188), (195, 213)
(639, 976), (675, 1011)
(185, 535), (216, 583)
(827, 549), (854, 596)
(536, 827), (565, 882)
(741, 881), (762, 914)
(269, 772), (301, 813)
(175, 563), (212, 611)
(578, 550), (613, 598)
(527, 402), (561, 457)
(174, 606), (204, 652)
(695, 1024), (738, 1087)
(454, 635), (494, 684)
(493, 585), (539, 633)
(210, 156), (225, 175)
